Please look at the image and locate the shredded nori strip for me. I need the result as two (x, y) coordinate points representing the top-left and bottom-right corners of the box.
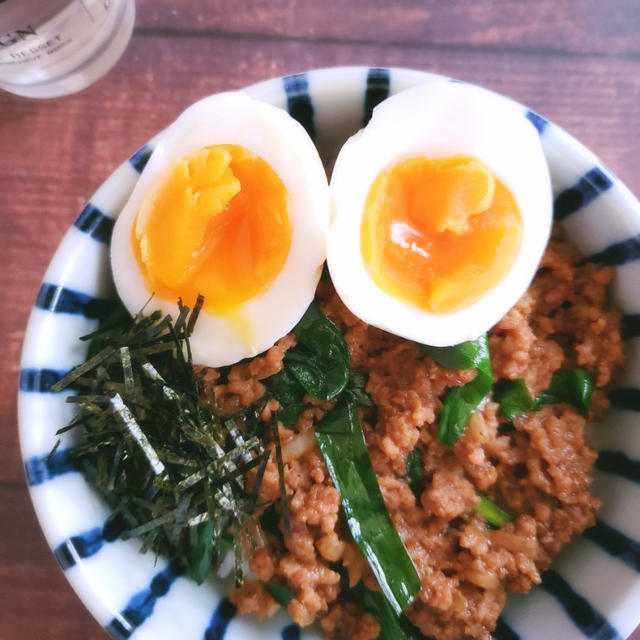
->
(271, 417), (291, 536)
(51, 297), (273, 585)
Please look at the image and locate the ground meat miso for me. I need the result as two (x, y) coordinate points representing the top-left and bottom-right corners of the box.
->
(221, 228), (623, 640)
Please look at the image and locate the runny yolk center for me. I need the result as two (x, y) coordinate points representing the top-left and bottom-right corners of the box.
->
(360, 154), (523, 313)
(133, 144), (292, 312)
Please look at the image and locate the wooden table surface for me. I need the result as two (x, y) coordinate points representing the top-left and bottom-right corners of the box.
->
(1, 1), (639, 639)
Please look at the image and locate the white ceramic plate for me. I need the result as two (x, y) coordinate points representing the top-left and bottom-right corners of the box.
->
(18, 66), (640, 640)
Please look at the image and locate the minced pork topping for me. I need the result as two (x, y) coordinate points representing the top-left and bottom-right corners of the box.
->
(207, 227), (623, 640)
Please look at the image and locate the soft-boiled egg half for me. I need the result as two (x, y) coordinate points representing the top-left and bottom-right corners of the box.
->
(111, 92), (329, 367)
(328, 81), (552, 346)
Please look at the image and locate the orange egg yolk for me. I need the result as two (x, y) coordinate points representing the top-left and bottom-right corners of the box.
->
(133, 144), (292, 312)
(361, 154), (523, 313)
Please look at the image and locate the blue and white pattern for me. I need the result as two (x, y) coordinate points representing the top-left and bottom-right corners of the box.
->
(18, 67), (640, 640)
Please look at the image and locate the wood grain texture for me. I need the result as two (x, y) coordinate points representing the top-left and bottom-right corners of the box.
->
(135, 0), (640, 56)
(1, 2), (639, 639)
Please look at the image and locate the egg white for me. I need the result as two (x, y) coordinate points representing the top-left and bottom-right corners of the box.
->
(111, 91), (329, 367)
(327, 80), (552, 347)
